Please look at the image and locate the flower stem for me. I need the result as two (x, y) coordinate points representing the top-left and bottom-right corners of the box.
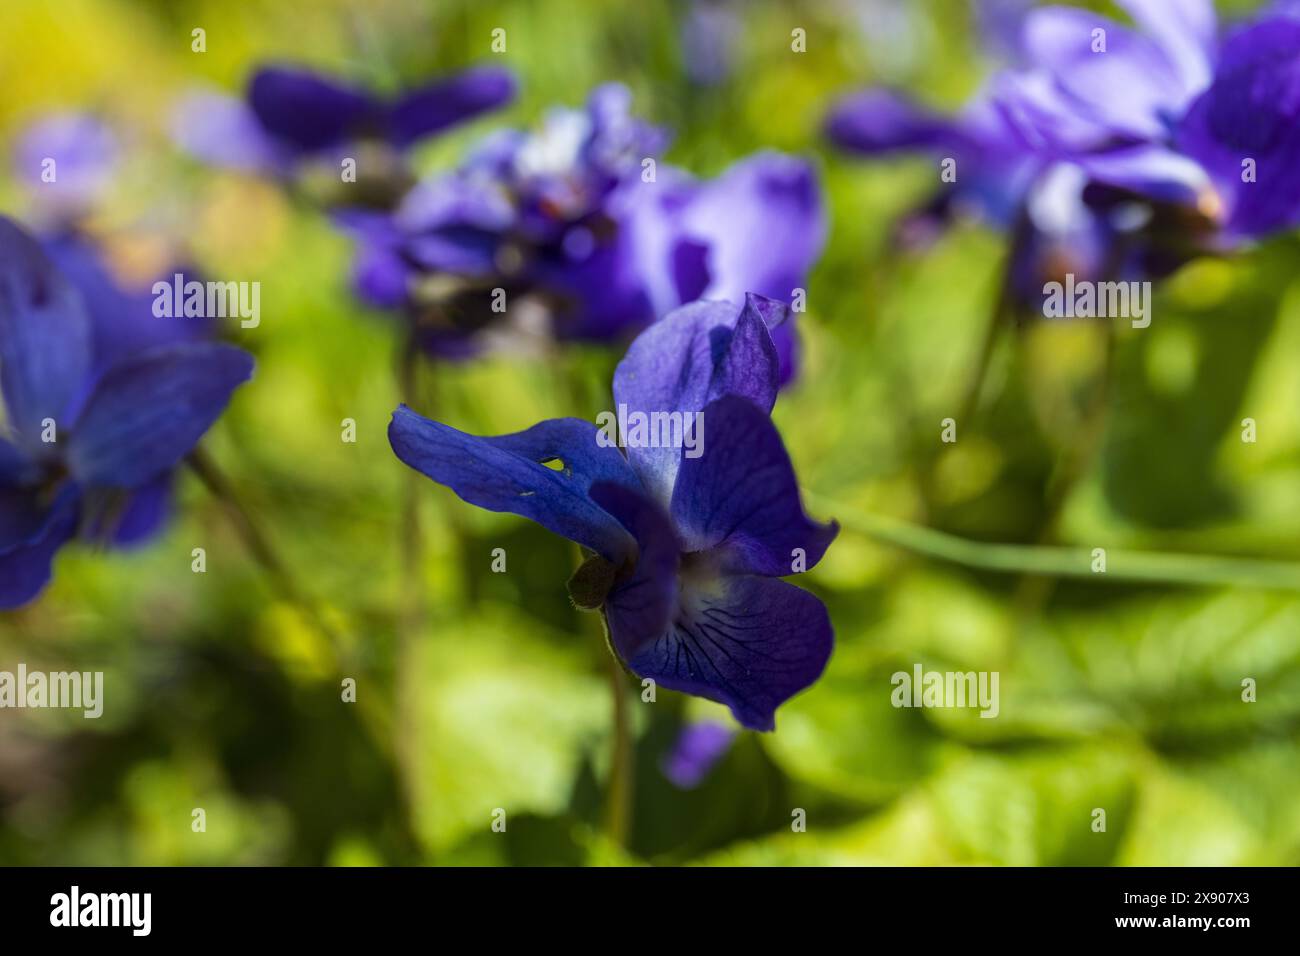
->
(603, 651), (634, 850)
(956, 272), (1012, 429)
(394, 337), (425, 849)
(806, 492), (1300, 592)
(187, 446), (344, 650)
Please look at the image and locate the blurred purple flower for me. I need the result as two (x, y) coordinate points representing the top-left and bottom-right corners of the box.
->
(388, 294), (836, 731)
(828, 0), (1300, 299)
(662, 721), (736, 788)
(344, 85), (824, 379)
(174, 63), (515, 176)
(12, 113), (118, 218)
(0, 218), (253, 608)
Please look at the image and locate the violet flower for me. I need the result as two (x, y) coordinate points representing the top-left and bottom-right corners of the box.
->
(0, 218), (253, 609)
(343, 85), (824, 380)
(388, 294), (836, 730)
(827, 0), (1300, 298)
(12, 113), (118, 220)
(174, 63), (515, 184)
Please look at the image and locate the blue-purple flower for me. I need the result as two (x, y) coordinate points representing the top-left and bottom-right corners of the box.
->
(662, 721), (736, 788)
(0, 217), (253, 609)
(174, 63), (515, 179)
(388, 294), (836, 730)
(344, 85), (824, 379)
(828, 0), (1300, 296)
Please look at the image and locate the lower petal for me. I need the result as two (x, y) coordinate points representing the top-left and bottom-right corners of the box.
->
(0, 487), (79, 610)
(615, 572), (833, 732)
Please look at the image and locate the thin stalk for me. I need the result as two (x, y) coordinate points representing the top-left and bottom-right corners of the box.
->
(394, 336), (425, 846)
(806, 492), (1300, 592)
(187, 447), (344, 651)
(603, 651), (634, 850)
(187, 446), (410, 843)
(956, 271), (1013, 430)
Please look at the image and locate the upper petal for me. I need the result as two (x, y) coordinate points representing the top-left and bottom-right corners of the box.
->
(614, 571), (833, 731)
(1117, 0), (1216, 95)
(679, 151), (826, 308)
(670, 395), (837, 577)
(248, 66), (380, 154)
(0, 217), (92, 447)
(1022, 7), (1187, 139)
(611, 296), (782, 503)
(66, 343), (254, 488)
(388, 406), (642, 562)
(387, 66), (516, 148)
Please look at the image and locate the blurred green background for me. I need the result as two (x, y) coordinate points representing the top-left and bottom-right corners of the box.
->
(2, 0), (1299, 866)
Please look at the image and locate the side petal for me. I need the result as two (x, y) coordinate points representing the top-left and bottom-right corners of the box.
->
(388, 66), (516, 148)
(172, 91), (289, 173)
(825, 89), (975, 154)
(0, 217), (92, 445)
(0, 485), (78, 610)
(616, 573), (833, 732)
(66, 344), (254, 489)
(671, 395), (837, 576)
(388, 406), (641, 562)
(248, 66), (379, 154)
(1117, 0), (1216, 94)
(680, 151), (826, 308)
(611, 297), (781, 503)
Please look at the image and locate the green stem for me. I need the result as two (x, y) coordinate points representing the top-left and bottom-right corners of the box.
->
(395, 338), (425, 847)
(187, 447), (344, 650)
(603, 651), (633, 850)
(806, 492), (1300, 592)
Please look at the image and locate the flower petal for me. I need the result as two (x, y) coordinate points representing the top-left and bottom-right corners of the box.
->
(43, 235), (211, 377)
(172, 91), (289, 173)
(592, 481), (680, 659)
(1116, 0), (1216, 94)
(1022, 8), (1187, 139)
(248, 66), (379, 154)
(612, 297), (781, 503)
(615, 572), (833, 731)
(388, 66), (516, 148)
(662, 721), (736, 789)
(671, 395), (837, 576)
(825, 89), (976, 154)
(679, 152), (825, 308)
(66, 344), (254, 489)
(0, 485), (78, 610)
(388, 406), (642, 562)
(0, 217), (92, 447)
